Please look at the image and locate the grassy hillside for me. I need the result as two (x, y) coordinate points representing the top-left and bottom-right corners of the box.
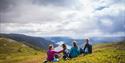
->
(0, 38), (45, 63)
(56, 41), (125, 63)
(0, 37), (125, 63)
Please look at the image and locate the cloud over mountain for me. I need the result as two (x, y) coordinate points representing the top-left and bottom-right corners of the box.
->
(0, 0), (125, 38)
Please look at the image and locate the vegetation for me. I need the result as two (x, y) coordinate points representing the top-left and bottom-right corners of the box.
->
(0, 38), (45, 63)
(0, 37), (125, 63)
(56, 41), (125, 63)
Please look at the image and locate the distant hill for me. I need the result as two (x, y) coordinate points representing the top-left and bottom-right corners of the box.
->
(44, 36), (125, 47)
(0, 33), (56, 50)
(90, 36), (125, 43)
(44, 36), (73, 45)
(44, 37), (84, 47)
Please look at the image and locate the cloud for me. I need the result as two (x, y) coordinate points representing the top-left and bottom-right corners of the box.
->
(0, 0), (125, 38)
(33, 0), (79, 8)
(100, 19), (113, 27)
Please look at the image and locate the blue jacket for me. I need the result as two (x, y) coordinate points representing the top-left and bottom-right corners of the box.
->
(69, 47), (80, 58)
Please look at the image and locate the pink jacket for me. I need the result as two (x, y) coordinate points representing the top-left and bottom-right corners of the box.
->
(47, 50), (62, 61)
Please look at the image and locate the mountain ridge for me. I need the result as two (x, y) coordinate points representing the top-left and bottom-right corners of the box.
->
(0, 33), (57, 50)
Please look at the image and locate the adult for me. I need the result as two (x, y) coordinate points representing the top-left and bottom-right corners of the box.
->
(83, 39), (92, 54)
(46, 44), (63, 62)
(62, 43), (70, 60)
(69, 41), (80, 58)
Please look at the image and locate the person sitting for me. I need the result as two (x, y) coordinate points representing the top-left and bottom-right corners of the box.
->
(69, 41), (80, 58)
(62, 43), (70, 60)
(46, 44), (63, 62)
(83, 39), (92, 54)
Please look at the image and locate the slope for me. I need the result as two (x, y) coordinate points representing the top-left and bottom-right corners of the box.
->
(56, 41), (125, 63)
(0, 38), (45, 63)
(0, 33), (56, 50)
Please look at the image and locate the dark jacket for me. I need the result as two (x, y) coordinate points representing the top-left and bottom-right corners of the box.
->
(63, 49), (69, 60)
(84, 43), (92, 54)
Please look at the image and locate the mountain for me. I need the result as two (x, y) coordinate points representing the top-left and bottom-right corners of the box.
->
(0, 33), (56, 50)
(44, 36), (125, 47)
(44, 37), (84, 47)
(1, 33), (124, 50)
(44, 36), (73, 45)
(0, 37), (40, 54)
(90, 36), (125, 44)
(1, 37), (124, 63)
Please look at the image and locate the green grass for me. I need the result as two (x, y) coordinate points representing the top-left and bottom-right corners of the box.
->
(56, 41), (125, 63)
(0, 37), (125, 63)
(0, 38), (45, 63)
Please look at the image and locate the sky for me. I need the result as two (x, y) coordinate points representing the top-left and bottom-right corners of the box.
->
(0, 0), (125, 38)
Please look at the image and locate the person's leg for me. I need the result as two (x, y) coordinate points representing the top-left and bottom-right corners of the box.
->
(43, 61), (48, 63)
(63, 55), (66, 60)
(69, 54), (72, 58)
(53, 58), (59, 62)
(80, 48), (84, 54)
(88, 45), (92, 54)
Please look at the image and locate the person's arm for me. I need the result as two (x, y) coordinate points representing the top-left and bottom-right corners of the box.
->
(57, 50), (63, 53)
(69, 48), (73, 54)
(52, 50), (63, 53)
(83, 44), (87, 51)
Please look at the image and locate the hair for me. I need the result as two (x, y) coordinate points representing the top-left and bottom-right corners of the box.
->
(85, 39), (89, 43)
(62, 43), (67, 49)
(73, 42), (78, 48)
(48, 44), (53, 50)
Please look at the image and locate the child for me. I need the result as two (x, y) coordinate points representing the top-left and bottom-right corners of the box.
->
(62, 43), (69, 60)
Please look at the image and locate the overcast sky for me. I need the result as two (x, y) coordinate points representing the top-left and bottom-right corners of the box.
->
(0, 0), (125, 38)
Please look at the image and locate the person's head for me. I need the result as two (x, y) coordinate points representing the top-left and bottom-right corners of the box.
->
(48, 44), (54, 50)
(73, 42), (78, 48)
(62, 43), (67, 49)
(85, 39), (89, 44)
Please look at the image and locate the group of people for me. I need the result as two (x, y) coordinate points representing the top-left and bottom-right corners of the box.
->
(44, 39), (92, 63)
